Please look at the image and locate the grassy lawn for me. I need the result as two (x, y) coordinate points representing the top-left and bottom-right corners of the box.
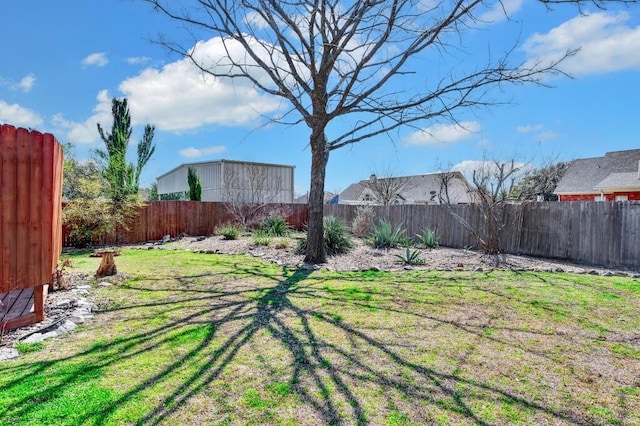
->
(1, 249), (639, 425)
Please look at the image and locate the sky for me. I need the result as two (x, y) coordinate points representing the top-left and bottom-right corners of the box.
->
(1, 1), (638, 197)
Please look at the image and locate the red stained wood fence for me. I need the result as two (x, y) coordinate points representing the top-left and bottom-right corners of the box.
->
(62, 201), (309, 246)
(1, 124), (63, 330)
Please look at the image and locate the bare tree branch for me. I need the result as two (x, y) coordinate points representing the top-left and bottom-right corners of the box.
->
(144, 0), (600, 263)
(223, 162), (285, 229)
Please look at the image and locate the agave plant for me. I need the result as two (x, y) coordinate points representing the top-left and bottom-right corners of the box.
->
(394, 245), (424, 265)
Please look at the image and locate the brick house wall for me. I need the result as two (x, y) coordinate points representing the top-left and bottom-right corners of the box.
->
(559, 191), (640, 201)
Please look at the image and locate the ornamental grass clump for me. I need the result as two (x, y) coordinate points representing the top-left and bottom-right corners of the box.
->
(351, 205), (375, 238)
(252, 229), (273, 246)
(259, 214), (289, 237)
(216, 223), (243, 240)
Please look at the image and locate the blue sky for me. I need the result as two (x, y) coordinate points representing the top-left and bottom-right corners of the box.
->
(1, 1), (638, 196)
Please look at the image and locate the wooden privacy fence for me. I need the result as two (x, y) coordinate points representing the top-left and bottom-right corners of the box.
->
(1, 124), (63, 330)
(62, 200), (640, 270)
(325, 202), (640, 270)
(62, 201), (309, 246)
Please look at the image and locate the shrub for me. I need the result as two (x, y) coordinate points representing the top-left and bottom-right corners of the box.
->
(62, 198), (141, 248)
(260, 214), (289, 237)
(296, 216), (354, 256)
(216, 223), (243, 240)
(369, 219), (406, 249)
(351, 205), (374, 237)
(417, 228), (440, 249)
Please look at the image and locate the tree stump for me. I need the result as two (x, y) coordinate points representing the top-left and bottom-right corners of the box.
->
(95, 252), (117, 278)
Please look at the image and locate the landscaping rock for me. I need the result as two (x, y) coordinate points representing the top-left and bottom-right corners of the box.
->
(23, 333), (45, 343)
(0, 348), (19, 361)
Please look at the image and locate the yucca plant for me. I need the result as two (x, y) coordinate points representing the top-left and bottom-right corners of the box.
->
(369, 219), (406, 249)
(296, 216), (354, 256)
(417, 228), (440, 249)
(394, 246), (424, 265)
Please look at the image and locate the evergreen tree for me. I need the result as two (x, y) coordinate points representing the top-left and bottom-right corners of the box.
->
(187, 166), (202, 201)
(95, 98), (156, 203)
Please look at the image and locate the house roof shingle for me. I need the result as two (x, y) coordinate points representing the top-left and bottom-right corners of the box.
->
(554, 149), (640, 194)
(337, 172), (472, 204)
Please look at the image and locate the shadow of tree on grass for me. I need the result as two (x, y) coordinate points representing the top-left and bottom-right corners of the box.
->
(0, 255), (637, 425)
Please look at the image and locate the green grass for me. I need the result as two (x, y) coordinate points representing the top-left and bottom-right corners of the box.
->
(14, 341), (44, 354)
(0, 248), (639, 425)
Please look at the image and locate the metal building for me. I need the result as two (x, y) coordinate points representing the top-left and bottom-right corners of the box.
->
(156, 159), (295, 203)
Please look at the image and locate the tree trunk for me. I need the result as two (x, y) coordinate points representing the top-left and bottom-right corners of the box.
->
(304, 131), (329, 264)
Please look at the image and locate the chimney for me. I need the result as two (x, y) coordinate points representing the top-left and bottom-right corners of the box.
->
(369, 174), (377, 182)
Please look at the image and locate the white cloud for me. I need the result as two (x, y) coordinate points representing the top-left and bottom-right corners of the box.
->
(179, 146), (227, 158)
(16, 74), (36, 92)
(82, 52), (109, 67)
(451, 159), (529, 183)
(243, 11), (270, 29)
(517, 124), (544, 134)
(125, 56), (151, 65)
(0, 73), (36, 92)
(52, 90), (112, 144)
(404, 121), (481, 145)
(119, 37), (282, 131)
(537, 130), (559, 141)
(523, 11), (640, 75)
(0, 101), (44, 127)
(479, 0), (524, 23)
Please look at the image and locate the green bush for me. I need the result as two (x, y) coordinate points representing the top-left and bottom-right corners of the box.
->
(296, 216), (354, 256)
(417, 228), (440, 249)
(260, 214), (289, 237)
(62, 198), (141, 248)
(216, 223), (243, 240)
(369, 219), (406, 249)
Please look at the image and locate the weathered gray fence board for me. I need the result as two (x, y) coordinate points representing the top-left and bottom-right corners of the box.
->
(325, 202), (640, 269)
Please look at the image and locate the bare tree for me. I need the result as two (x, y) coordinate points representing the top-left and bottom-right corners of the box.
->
(361, 172), (415, 206)
(512, 161), (569, 201)
(223, 162), (285, 229)
(440, 160), (525, 256)
(146, 0), (583, 263)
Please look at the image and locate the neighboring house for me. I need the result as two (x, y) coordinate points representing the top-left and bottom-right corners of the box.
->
(554, 149), (640, 201)
(335, 172), (473, 205)
(156, 159), (295, 203)
(294, 191), (335, 204)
